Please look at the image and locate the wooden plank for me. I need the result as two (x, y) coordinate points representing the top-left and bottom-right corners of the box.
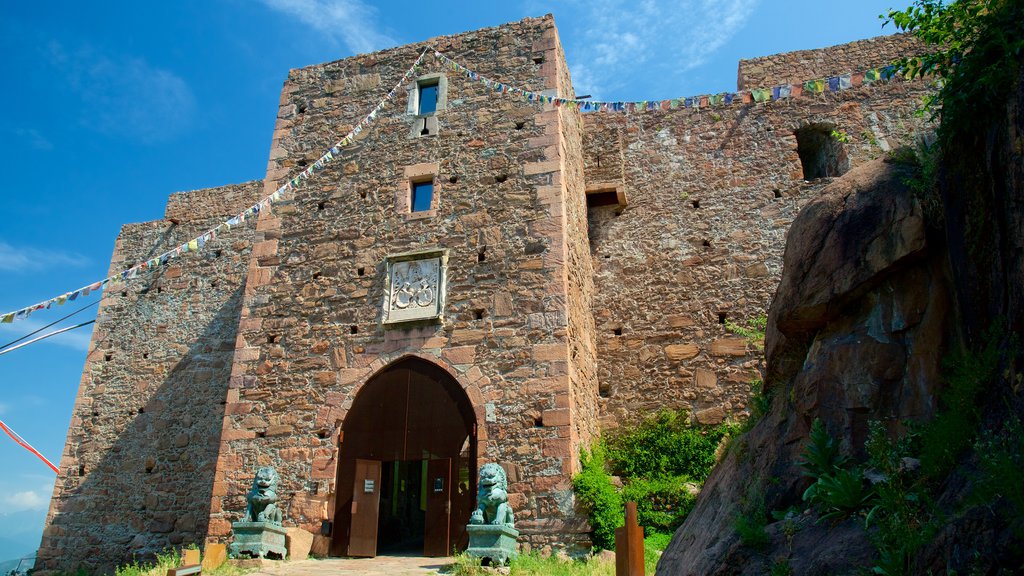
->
(423, 458), (451, 556)
(348, 458), (382, 557)
(615, 502), (645, 576)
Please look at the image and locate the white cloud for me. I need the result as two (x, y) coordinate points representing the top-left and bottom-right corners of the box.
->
(260, 0), (396, 54)
(0, 241), (89, 274)
(0, 317), (94, 353)
(555, 0), (760, 99)
(46, 41), (196, 144)
(1, 490), (49, 514)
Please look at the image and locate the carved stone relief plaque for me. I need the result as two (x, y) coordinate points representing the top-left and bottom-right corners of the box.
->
(383, 251), (446, 324)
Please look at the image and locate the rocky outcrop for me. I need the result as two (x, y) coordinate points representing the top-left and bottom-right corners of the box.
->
(658, 66), (1024, 575)
(657, 158), (951, 575)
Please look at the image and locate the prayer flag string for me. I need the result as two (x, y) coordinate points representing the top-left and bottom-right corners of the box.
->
(0, 417), (59, 474)
(1, 47), (916, 325)
(430, 48), (905, 112)
(0, 49), (431, 325)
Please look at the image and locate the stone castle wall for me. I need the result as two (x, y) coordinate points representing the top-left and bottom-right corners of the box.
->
(36, 181), (263, 574)
(38, 18), (936, 570)
(586, 73), (932, 428)
(738, 33), (926, 89)
(205, 15), (594, 553)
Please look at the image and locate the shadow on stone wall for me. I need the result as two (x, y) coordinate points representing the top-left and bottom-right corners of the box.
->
(38, 286), (243, 574)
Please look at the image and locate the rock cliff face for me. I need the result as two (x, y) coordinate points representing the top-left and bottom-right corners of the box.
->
(658, 67), (1024, 575)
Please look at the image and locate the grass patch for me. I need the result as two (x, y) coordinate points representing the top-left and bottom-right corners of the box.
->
(447, 547), (665, 576)
(53, 547), (252, 576)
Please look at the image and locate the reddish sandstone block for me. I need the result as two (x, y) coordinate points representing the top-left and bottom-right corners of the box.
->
(541, 409), (570, 427)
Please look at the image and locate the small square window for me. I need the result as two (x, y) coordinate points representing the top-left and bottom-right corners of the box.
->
(418, 82), (438, 115)
(411, 181), (434, 212)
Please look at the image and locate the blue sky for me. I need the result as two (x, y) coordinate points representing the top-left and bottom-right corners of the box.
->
(0, 0), (911, 561)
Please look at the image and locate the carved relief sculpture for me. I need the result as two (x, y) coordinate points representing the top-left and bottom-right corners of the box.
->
(384, 252), (445, 324)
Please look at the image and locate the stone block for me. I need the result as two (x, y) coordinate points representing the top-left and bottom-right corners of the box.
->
(541, 409), (570, 427)
(695, 406), (726, 425)
(710, 338), (748, 356)
(665, 344), (700, 361)
(694, 369), (718, 389)
(285, 527), (315, 561)
(202, 543), (227, 570)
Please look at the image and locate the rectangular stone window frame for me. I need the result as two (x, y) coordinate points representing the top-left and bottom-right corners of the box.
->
(407, 73), (447, 138)
(585, 183), (627, 208)
(381, 248), (449, 326)
(399, 163), (440, 220)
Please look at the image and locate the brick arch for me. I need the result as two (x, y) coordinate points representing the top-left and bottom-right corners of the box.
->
(338, 351), (491, 447)
(330, 352), (484, 556)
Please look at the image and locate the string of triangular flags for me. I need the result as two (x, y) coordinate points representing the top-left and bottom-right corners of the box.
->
(0, 48), (431, 325)
(1, 47), (920, 325)
(431, 49), (905, 111)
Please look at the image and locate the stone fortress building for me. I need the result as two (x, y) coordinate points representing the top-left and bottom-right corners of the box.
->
(36, 15), (930, 573)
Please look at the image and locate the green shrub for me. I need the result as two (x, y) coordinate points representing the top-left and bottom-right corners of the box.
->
(607, 410), (729, 481)
(919, 338), (999, 478)
(572, 442), (623, 550)
(884, 0), (1024, 147)
(621, 475), (697, 533)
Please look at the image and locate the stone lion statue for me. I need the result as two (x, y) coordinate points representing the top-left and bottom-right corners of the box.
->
(470, 463), (515, 528)
(243, 466), (283, 525)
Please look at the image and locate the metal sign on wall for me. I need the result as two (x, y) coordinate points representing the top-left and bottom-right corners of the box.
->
(382, 249), (447, 325)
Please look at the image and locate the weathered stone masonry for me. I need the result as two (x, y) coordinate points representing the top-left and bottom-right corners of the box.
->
(38, 14), (931, 573)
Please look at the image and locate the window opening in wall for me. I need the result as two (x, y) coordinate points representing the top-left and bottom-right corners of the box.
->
(773, 189), (782, 198)
(703, 239), (711, 248)
(613, 327), (623, 336)
(418, 81), (438, 115)
(795, 123), (849, 180)
(411, 180), (434, 212)
(586, 190), (620, 208)
(692, 199), (700, 209)
(350, 325), (359, 334)
(474, 309), (485, 320)
(718, 312), (727, 324)
(357, 267), (366, 277)
(478, 248), (486, 263)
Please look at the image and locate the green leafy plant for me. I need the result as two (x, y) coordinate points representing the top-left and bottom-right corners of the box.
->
(884, 0), (1024, 146)
(830, 129), (850, 143)
(724, 315), (767, 350)
(606, 410), (730, 482)
(919, 336), (1000, 478)
(799, 419), (849, 479)
(574, 410), (734, 549)
(572, 442), (623, 550)
(621, 476), (697, 534)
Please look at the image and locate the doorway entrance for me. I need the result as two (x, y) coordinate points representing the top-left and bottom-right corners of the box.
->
(331, 357), (477, 557)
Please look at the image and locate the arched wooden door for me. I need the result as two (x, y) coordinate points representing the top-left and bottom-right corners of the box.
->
(331, 357), (476, 557)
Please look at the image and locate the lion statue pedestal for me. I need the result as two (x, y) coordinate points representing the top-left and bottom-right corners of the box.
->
(466, 463), (519, 566)
(229, 466), (287, 560)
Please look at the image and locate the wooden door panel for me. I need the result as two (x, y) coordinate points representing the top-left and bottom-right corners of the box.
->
(348, 459), (381, 557)
(423, 458), (451, 556)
